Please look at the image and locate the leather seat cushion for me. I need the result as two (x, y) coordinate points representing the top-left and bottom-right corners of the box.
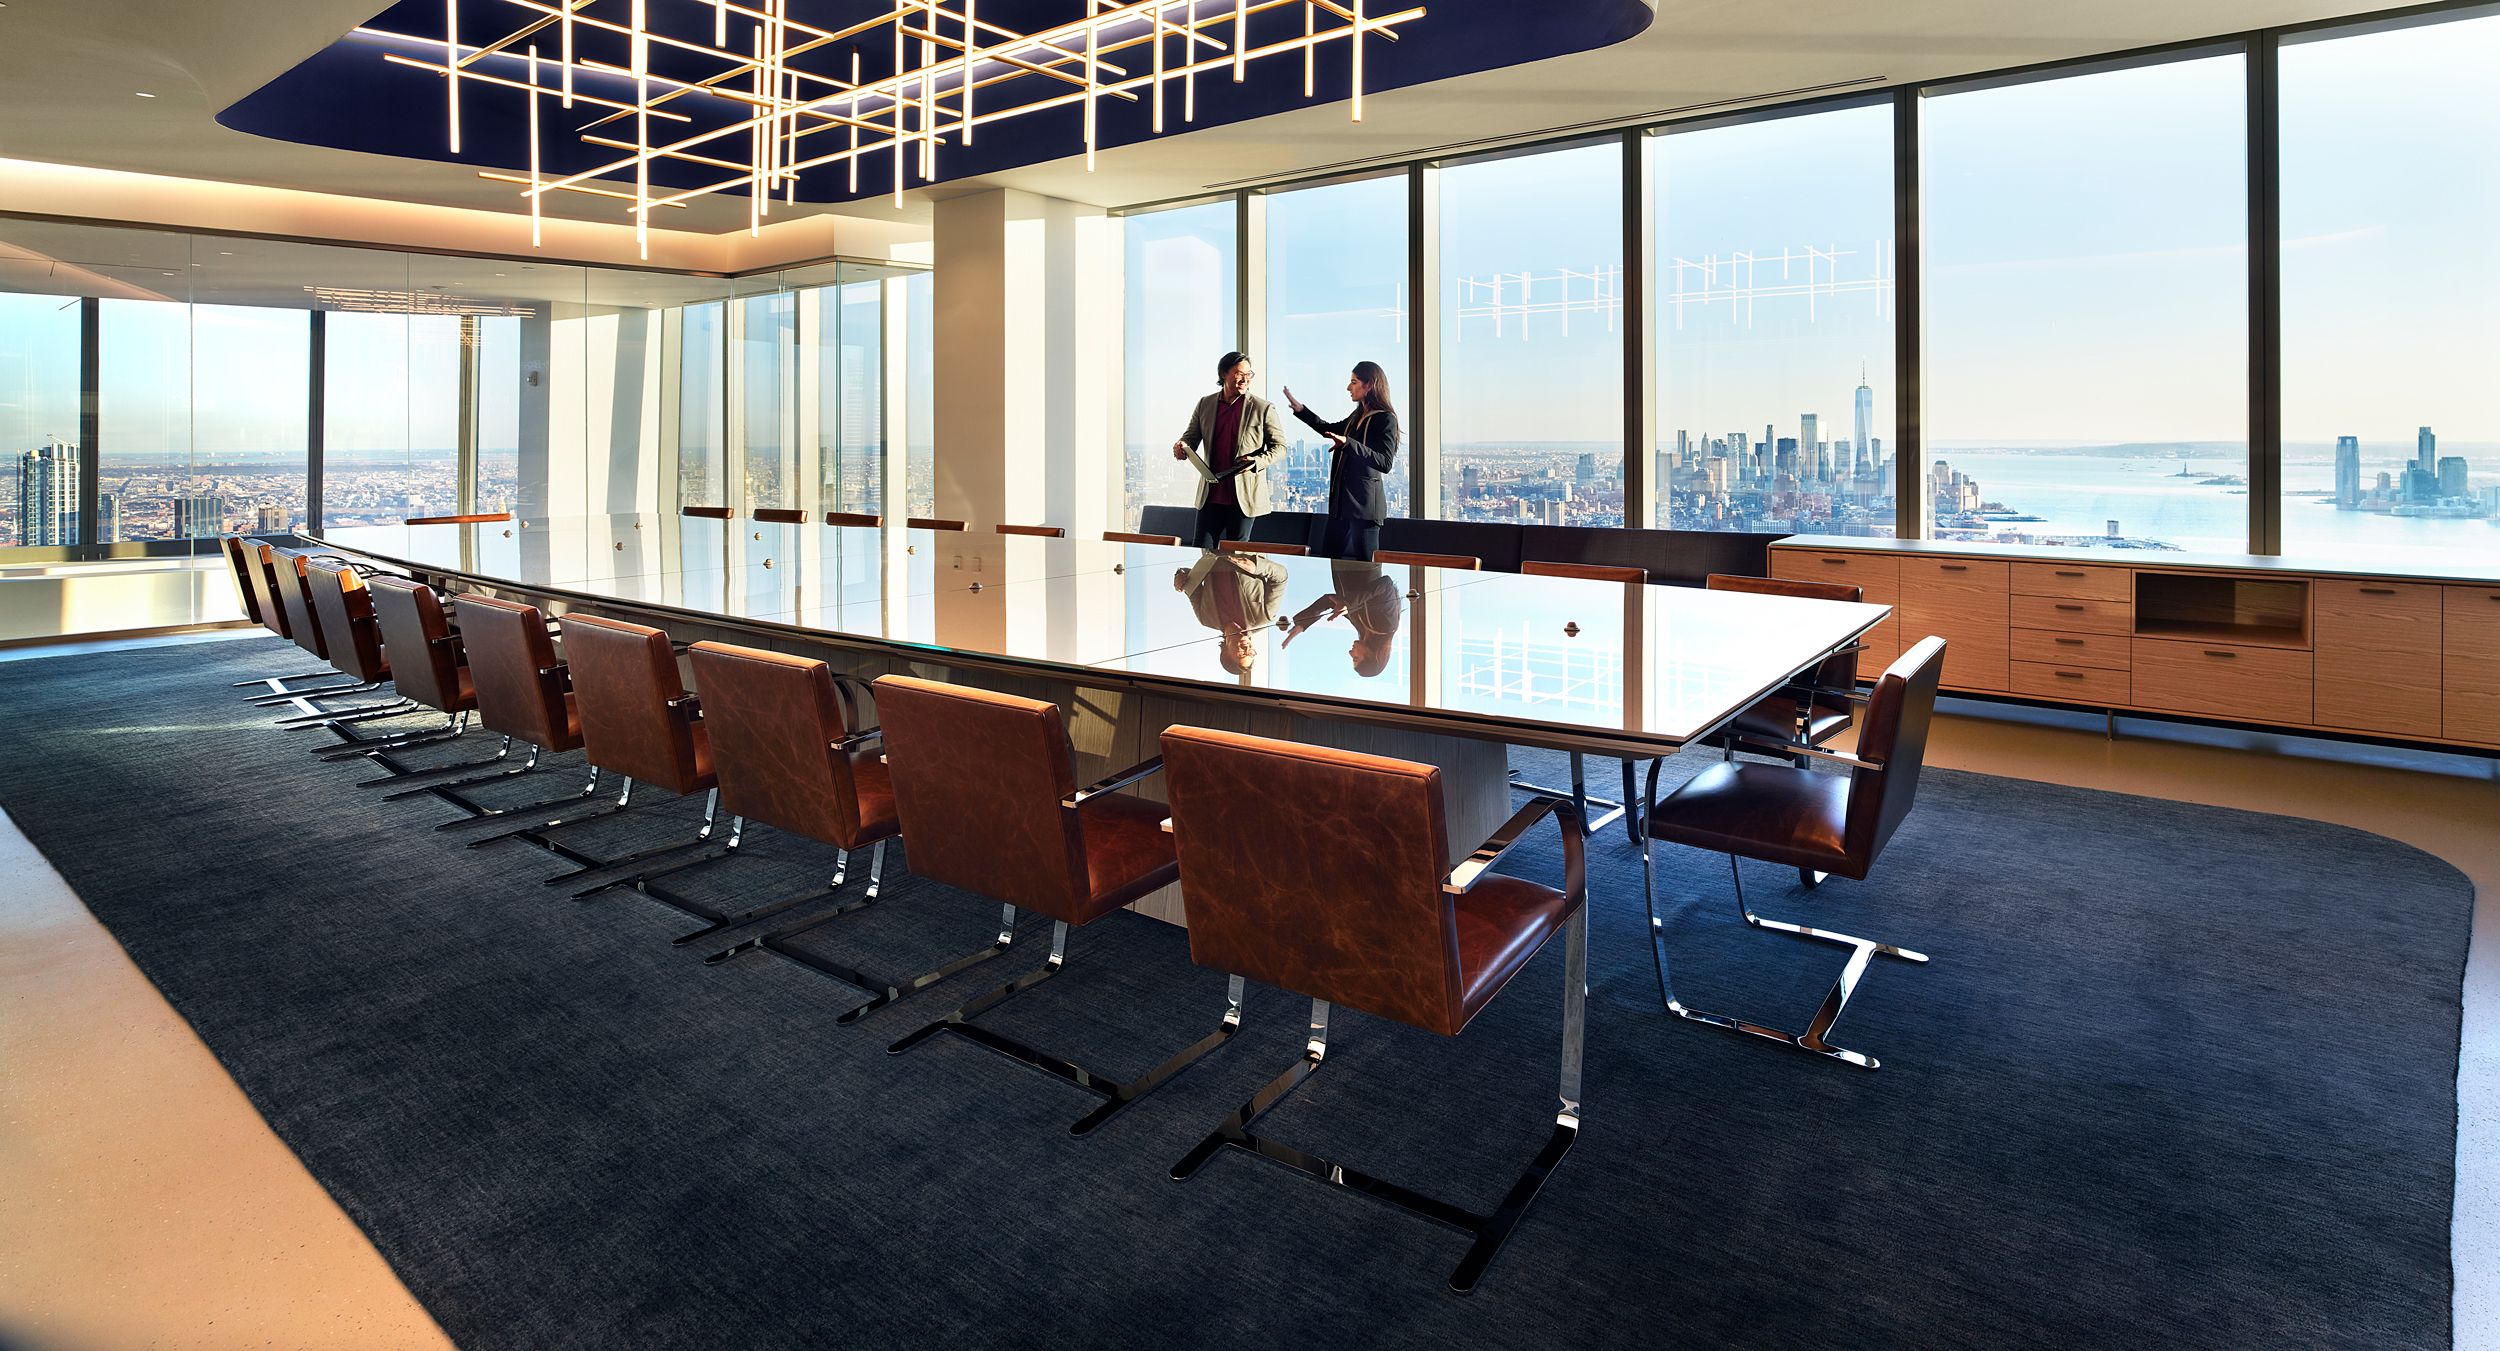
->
(1453, 877), (1582, 1029)
(1078, 792), (1180, 923)
(1647, 761), (1855, 873)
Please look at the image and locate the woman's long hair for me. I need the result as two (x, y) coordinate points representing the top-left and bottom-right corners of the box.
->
(1352, 360), (1399, 426)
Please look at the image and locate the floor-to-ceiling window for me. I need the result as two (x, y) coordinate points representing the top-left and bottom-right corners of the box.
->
(1265, 175), (1409, 519)
(902, 270), (935, 519)
(677, 301), (727, 508)
(1121, 201), (1238, 526)
(1438, 142), (1624, 526)
(0, 291), (85, 550)
(2280, 9), (2500, 567)
(1921, 53), (2249, 553)
(821, 279), (884, 516)
(1652, 101), (1897, 536)
(737, 290), (798, 511)
(322, 311), (464, 527)
(101, 299), (311, 543)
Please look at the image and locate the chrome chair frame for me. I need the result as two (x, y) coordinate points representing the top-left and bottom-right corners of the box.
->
(1635, 745), (1930, 1071)
(1169, 795), (1588, 1294)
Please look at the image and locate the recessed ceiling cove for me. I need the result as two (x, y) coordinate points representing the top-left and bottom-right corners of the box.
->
(219, 0), (1651, 238)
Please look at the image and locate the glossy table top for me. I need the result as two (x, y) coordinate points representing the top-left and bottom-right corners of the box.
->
(313, 515), (1890, 754)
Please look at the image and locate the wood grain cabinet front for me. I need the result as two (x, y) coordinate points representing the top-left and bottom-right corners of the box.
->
(2443, 585), (2500, 745)
(1896, 558), (2009, 691)
(2312, 580), (2441, 738)
(2132, 638), (2312, 723)
(2009, 562), (2132, 603)
(1771, 549), (1898, 667)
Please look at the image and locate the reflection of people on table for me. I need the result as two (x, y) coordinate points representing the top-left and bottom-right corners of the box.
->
(1284, 558), (1403, 678)
(1282, 360), (1401, 561)
(1175, 548), (1287, 676)
(1171, 351), (1290, 551)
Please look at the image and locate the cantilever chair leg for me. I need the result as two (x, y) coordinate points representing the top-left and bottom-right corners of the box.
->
(707, 889), (1022, 1028)
(314, 711), (469, 762)
(887, 923), (1248, 1137)
(275, 698), (417, 729)
(538, 788), (729, 884)
(452, 771), (632, 843)
(376, 738), (531, 794)
(1511, 751), (1626, 840)
(672, 837), (886, 947)
(253, 679), (382, 709)
(1637, 757), (1926, 1071)
(1170, 909), (1587, 1294)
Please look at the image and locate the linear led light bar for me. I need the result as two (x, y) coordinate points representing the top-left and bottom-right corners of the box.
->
(366, 0), (1425, 258)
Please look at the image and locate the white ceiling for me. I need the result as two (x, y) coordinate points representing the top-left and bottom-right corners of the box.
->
(0, 0), (2403, 244)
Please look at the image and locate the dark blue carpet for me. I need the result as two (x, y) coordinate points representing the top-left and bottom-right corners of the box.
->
(0, 637), (2468, 1350)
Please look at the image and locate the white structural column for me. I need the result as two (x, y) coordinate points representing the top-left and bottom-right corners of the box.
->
(931, 188), (1117, 537)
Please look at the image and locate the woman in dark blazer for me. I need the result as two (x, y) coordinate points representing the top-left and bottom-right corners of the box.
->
(1283, 360), (1400, 561)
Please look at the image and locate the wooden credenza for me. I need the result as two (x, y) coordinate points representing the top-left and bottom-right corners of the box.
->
(1770, 536), (2500, 750)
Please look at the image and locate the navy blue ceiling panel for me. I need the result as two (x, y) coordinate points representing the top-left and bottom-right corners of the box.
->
(219, 1), (1652, 207)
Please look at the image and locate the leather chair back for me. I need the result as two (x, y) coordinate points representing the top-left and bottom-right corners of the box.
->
(870, 675), (1091, 919)
(1845, 636), (1946, 866)
(248, 544), (296, 640)
(689, 642), (891, 850)
(1707, 572), (1866, 693)
(681, 505), (733, 520)
(306, 560), (389, 684)
(560, 613), (712, 796)
(1523, 560), (1646, 585)
(823, 511), (883, 527)
(268, 547), (329, 660)
(1159, 726), (1470, 1035)
(753, 508), (808, 524)
(1136, 504), (1196, 541)
(454, 594), (580, 751)
(367, 576), (468, 714)
(220, 537), (265, 626)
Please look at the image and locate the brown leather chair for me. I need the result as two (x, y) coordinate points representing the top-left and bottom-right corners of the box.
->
(249, 546), (391, 716)
(665, 641), (898, 950)
(995, 523), (1064, 538)
(681, 505), (734, 520)
(874, 674), (1233, 1136)
(1636, 636), (1945, 1071)
(753, 508), (808, 525)
(225, 537), (335, 698)
(331, 575), (491, 773)
(220, 536), (266, 628)
(1705, 573), (1868, 757)
(906, 516), (966, 531)
(1159, 726), (1588, 1294)
(1375, 549), (1480, 570)
(1218, 539), (1306, 557)
(404, 512), (513, 525)
(823, 511), (883, 528)
(520, 612), (731, 886)
(285, 558), (424, 736)
(1102, 531), (1181, 546)
(394, 593), (606, 831)
(1523, 560), (1646, 585)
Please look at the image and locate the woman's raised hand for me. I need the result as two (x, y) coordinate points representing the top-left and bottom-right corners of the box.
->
(1282, 385), (1303, 413)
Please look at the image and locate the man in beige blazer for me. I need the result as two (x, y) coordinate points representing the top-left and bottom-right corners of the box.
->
(1170, 350), (1292, 550)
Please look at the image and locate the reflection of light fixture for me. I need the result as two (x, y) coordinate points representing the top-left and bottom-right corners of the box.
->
(367, 0), (1424, 258)
(301, 285), (541, 319)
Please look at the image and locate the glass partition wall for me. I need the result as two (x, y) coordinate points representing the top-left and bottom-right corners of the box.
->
(0, 217), (922, 638)
(1115, 1), (2500, 579)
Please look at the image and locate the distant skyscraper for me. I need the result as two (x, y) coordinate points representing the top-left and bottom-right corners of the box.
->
(1461, 464), (1481, 500)
(95, 491), (122, 544)
(173, 494), (226, 540)
(1852, 365), (1873, 467)
(2334, 435), (2362, 508)
(17, 440), (77, 547)
(256, 503), (289, 533)
(2439, 455), (2469, 498)
(2419, 427), (2438, 477)
(1799, 414), (1818, 469)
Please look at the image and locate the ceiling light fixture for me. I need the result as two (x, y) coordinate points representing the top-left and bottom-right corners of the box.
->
(368, 0), (1423, 259)
(134, 91), (157, 98)
(302, 285), (541, 318)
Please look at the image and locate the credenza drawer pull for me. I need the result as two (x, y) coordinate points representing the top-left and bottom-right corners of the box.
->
(2055, 603), (2084, 612)
(1820, 557), (1847, 566)
(2359, 586), (2397, 596)
(2054, 637), (2084, 646)
(2054, 570), (2086, 578)
(2204, 649), (2238, 659)
(1940, 564), (1969, 572)
(2054, 670), (2084, 679)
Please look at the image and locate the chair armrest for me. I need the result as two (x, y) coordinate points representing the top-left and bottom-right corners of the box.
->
(665, 693), (701, 717)
(1063, 756), (1164, 809)
(1724, 733), (1883, 770)
(1445, 794), (1585, 899)
(1789, 683), (1873, 706)
(835, 726), (883, 754)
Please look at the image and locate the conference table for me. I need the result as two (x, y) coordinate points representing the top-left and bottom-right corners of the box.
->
(311, 514), (1890, 921)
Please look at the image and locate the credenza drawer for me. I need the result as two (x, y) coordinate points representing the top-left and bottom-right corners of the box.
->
(2011, 628), (2130, 670)
(2011, 593), (2132, 636)
(2011, 661), (2129, 704)
(1771, 549), (1898, 600)
(2010, 561), (2131, 603)
(2444, 585), (2500, 744)
(2131, 638), (2311, 723)
(1900, 556), (2010, 593)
